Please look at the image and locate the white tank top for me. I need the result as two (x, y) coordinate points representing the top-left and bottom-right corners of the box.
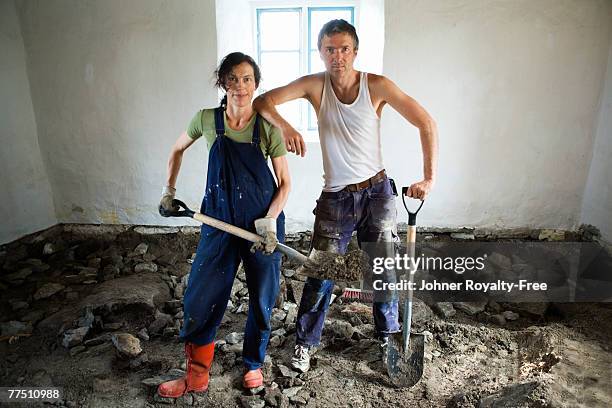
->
(318, 71), (384, 192)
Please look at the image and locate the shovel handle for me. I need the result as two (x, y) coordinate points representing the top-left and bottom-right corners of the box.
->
(162, 199), (309, 264)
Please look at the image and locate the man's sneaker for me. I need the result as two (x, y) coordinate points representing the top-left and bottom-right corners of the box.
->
(291, 344), (311, 373)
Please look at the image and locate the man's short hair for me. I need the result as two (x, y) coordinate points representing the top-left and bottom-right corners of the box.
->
(317, 19), (359, 51)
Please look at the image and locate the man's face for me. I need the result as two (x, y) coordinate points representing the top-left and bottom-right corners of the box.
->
(224, 62), (257, 108)
(319, 33), (358, 75)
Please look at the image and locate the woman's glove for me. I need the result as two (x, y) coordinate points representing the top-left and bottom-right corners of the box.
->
(159, 186), (178, 217)
(251, 216), (278, 255)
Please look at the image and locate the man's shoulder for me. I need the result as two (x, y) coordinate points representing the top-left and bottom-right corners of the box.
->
(366, 72), (389, 87)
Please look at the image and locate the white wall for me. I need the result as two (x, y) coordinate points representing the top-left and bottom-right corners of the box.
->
(0, 0), (56, 244)
(16, 0), (218, 228)
(5, 0), (612, 240)
(581, 40), (612, 244)
(383, 0), (612, 229)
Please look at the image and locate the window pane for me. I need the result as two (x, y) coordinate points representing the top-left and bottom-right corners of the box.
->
(309, 9), (353, 50)
(259, 52), (301, 129)
(259, 10), (300, 51)
(259, 52), (300, 91)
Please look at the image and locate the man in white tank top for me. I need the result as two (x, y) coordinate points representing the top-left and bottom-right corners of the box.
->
(254, 19), (438, 373)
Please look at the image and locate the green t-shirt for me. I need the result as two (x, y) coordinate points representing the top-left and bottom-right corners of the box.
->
(186, 109), (286, 160)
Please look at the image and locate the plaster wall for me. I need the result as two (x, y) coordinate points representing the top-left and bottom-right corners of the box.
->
(0, 0), (56, 244)
(16, 0), (218, 228)
(581, 39), (612, 243)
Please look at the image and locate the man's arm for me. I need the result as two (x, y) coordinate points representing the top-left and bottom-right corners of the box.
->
(373, 75), (438, 200)
(253, 74), (323, 157)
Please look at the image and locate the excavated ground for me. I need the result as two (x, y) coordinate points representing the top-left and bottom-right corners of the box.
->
(0, 225), (610, 407)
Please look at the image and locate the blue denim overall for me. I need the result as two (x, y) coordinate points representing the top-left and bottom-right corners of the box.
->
(179, 107), (285, 370)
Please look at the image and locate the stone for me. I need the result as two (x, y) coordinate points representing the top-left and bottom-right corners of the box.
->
(1, 321), (32, 337)
(9, 300), (29, 311)
(62, 326), (90, 348)
(450, 232), (475, 240)
(5, 267), (33, 282)
(453, 300), (487, 315)
(134, 262), (158, 273)
(225, 332), (244, 344)
(38, 272), (172, 335)
(284, 302), (298, 324)
(502, 310), (519, 321)
(489, 314), (506, 325)
(538, 229), (565, 241)
(282, 386), (302, 398)
(328, 319), (355, 339)
(69, 345), (86, 356)
(149, 312), (173, 335)
(33, 282), (65, 300)
(83, 333), (112, 347)
(43, 243), (56, 255)
(133, 243), (149, 255)
(278, 364), (298, 378)
(433, 302), (456, 318)
(137, 328), (150, 341)
(111, 333), (142, 358)
(487, 252), (512, 270)
(240, 395), (265, 408)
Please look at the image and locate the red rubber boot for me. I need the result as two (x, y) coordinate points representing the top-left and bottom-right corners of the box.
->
(157, 342), (215, 398)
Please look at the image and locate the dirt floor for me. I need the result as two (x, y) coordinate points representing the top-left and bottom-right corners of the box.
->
(0, 225), (611, 407)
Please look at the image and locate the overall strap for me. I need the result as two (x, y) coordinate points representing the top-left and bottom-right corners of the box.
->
(252, 115), (261, 145)
(214, 107), (225, 138)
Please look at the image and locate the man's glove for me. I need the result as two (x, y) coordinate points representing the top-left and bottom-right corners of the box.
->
(159, 186), (179, 217)
(251, 216), (278, 255)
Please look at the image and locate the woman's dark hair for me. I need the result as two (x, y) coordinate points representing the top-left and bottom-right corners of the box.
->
(214, 52), (261, 109)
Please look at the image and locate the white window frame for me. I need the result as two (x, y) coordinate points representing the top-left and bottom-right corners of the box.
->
(252, 1), (358, 141)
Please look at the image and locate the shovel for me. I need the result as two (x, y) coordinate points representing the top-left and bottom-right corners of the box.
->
(161, 199), (309, 264)
(385, 187), (425, 388)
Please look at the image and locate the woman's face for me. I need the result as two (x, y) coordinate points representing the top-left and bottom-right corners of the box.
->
(224, 62), (257, 109)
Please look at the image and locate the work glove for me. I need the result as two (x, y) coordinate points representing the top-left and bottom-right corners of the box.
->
(159, 186), (179, 217)
(251, 216), (278, 255)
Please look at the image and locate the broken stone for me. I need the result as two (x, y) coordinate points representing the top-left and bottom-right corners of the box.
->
(225, 332), (244, 344)
(450, 232), (475, 240)
(489, 314), (506, 325)
(487, 252), (512, 270)
(33, 282), (66, 300)
(148, 312), (173, 335)
(137, 328), (150, 341)
(62, 326), (89, 348)
(282, 386), (302, 398)
(83, 333), (112, 347)
(134, 262), (158, 273)
(283, 269), (296, 278)
(433, 302), (456, 318)
(69, 345), (86, 356)
(502, 310), (519, 321)
(42, 243), (56, 255)
(111, 333), (142, 358)
(269, 335), (283, 348)
(9, 300), (29, 311)
(538, 229), (565, 241)
(453, 300), (487, 315)
(249, 385), (265, 395)
(240, 395), (265, 408)
(5, 267), (33, 283)
(278, 364), (298, 378)
(1, 320), (33, 337)
(133, 243), (149, 255)
(104, 322), (123, 331)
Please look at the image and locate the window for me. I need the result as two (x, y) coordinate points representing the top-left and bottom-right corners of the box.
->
(256, 5), (355, 137)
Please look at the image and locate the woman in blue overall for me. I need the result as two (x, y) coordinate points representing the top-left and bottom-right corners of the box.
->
(157, 53), (290, 397)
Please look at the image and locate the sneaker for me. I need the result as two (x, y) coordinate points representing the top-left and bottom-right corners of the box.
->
(291, 344), (311, 373)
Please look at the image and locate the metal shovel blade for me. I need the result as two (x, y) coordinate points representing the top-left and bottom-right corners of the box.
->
(386, 331), (425, 388)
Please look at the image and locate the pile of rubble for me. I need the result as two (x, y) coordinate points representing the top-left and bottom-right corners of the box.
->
(0, 225), (611, 407)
